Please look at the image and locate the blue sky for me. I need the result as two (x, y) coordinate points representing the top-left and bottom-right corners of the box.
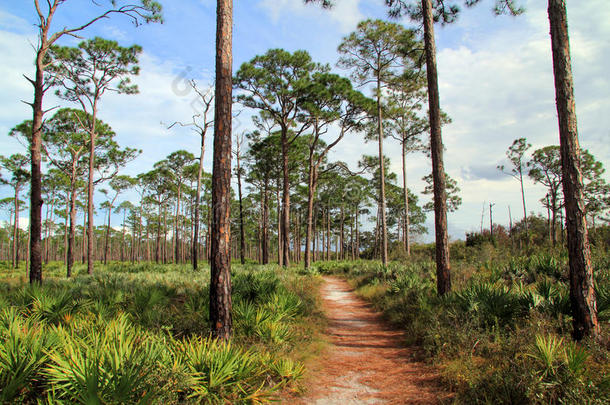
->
(0, 0), (608, 242)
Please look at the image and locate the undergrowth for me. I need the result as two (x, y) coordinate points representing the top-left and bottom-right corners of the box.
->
(0, 262), (322, 404)
(314, 250), (610, 404)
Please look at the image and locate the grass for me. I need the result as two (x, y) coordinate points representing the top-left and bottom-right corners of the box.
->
(0, 261), (323, 404)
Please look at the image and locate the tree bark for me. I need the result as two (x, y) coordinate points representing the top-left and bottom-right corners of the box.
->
(12, 188), (20, 269)
(236, 150), (246, 265)
(304, 161), (317, 269)
(209, 0), (233, 341)
(29, 51), (45, 284)
(377, 78), (388, 267)
(422, 0), (451, 295)
(87, 102), (98, 275)
(262, 177), (269, 264)
(276, 179), (283, 265)
(548, 0), (599, 340)
(103, 201), (114, 265)
(193, 138), (205, 270)
(67, 171), (78, 277)
(519, 167), (528, 240)
(281, 128), (291, 267)
(174, 183), (182, 264)
(401, 142), (411, 255)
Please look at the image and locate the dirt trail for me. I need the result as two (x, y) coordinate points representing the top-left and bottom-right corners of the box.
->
(290, 276), (450, 405)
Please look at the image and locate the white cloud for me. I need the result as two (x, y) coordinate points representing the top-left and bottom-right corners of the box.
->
(257, 0), (364, 33)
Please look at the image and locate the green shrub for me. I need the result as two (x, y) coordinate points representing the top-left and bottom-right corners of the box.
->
(45, 314), (164, 404)
(0, 308), (58, 403)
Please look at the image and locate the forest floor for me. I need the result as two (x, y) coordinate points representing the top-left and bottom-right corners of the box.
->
(287, 276), (451, 405)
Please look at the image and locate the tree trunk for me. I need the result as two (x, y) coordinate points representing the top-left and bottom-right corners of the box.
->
(280, 128), (291, 267)
(376, 79), (388, 267)
(401, 142), (411, 255)
(163, 211), (168, 264)
(209, 0), (233, 341)
(304, 160), (316, 269)
(548, 0), (599, 341)
(29, 52), (45, 284)
(87, 103), (98, 275)
(340, 205), (344, 260)
(121, 209), (126, 262)
(193, 138), (205, 270)
(12, 188), (19, 269)
(63, 192), (69, 267)
(326, 204), (330, 261)
(551, 192), (558, 246)
(82, 209), (86, 264)
(519, 167), (528, 240)
(67, 173), (78, 278)
(262, 177), (269, 264)
(276, 179), (283, 265)
(174, 184), (182, 264)
(104, 204), (112, 265)
(236, 153), (246, 265)
(156, 202), (162, 263)
(422, 0), (451, 295)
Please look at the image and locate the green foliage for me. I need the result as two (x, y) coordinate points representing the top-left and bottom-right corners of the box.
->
(46, 315), (163, 404)
(325, 245), (609, 404)
(0, 308), (58, 403)
(0, 264), (320, 403)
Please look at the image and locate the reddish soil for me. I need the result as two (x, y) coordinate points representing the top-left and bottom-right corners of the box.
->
(288, 276), (450, 405)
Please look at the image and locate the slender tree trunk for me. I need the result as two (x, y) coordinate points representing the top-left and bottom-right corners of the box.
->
(209, 0), (233, 341)
(313, 204), (318, 262)
(63, 192), (68, 267)
(82, 209), (86, 264)
(262, 178), (269, 264)
(25, 223), (30, 276)
(67, 175), (78, 278)
(340, 205), (344, 260)
(401, 142), (411, 255)
(121, 209), (126, 262)
(87, 102), (98, 275)
(174, 184), (182, 264)
(193, 178), (203, 267)
(163, 211), (168, 264)
(551, 193), (558, 246)
(236, 153), (245, 265)
(276, 180), (283, 265)
(29, 51), (45, 284)
(12, 188), (19, 269)
(43, 193), (51, 263)
(294, 210), (301, 264)
(376, 78), (388, 267)
(547, 194), (552, 243)
(104, 204), (113, 265)
(156, 202), (162, 263)
(46, 193), (56, 264)
(280, 128), (291, 267)
(194, 140), (206, 270)
(304, 161), (317, 269)
(548, 0), (598, 340)
(326, 204), (330, 261)
(519, 168), (528, 240)
(356, 204), (360, 259)
(422, 0), (451, 295)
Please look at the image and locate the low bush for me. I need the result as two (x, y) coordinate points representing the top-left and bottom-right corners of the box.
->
(0, 263), (321, 403)
(321, 247), (610, 404)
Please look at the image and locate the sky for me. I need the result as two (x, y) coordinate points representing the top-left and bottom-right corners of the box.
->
(0, 0), (608, 242)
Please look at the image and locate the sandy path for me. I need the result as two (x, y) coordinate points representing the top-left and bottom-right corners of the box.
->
(289, 276), (449, 405)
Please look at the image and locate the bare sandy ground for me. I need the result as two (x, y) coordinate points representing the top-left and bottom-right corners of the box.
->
(287, 276), (450, 405)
